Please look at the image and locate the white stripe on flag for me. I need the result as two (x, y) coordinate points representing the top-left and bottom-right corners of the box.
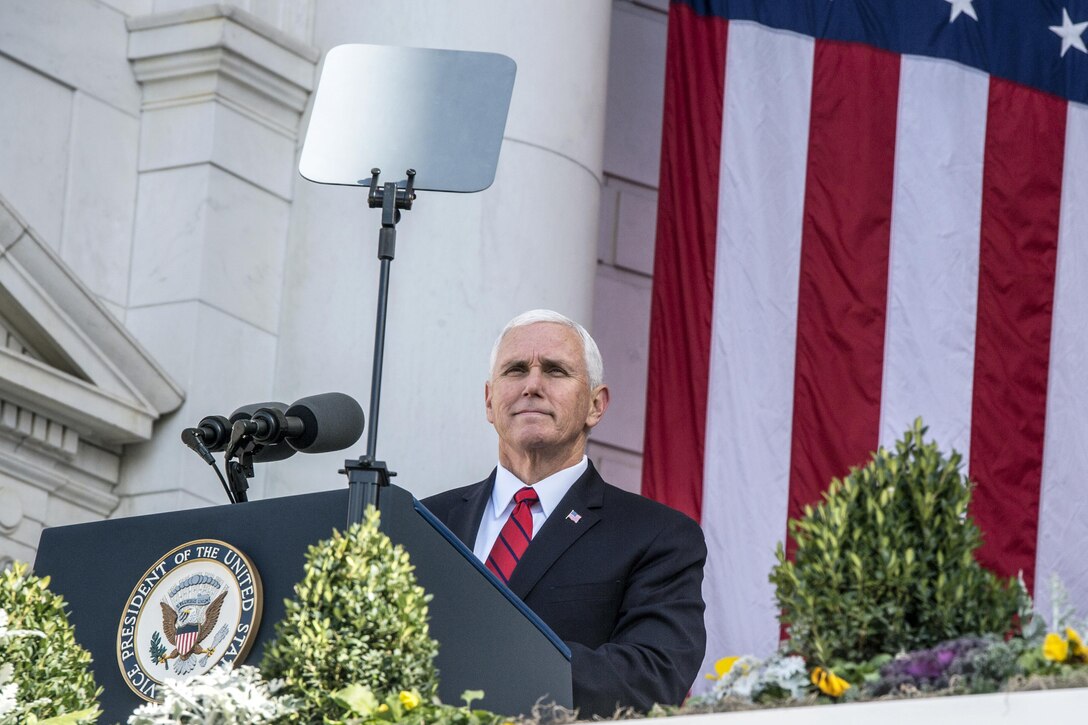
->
(701, 21), (813, 681)
(879, 55), (988, 461)
(1035, 101), (1088, 619)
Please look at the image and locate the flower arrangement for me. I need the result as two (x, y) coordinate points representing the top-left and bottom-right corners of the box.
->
(692, 575), (1088, 713)
(688, 420), (1088, 713)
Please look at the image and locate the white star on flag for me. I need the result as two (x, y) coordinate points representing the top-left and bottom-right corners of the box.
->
(945, 0), (978, 23)
(1050, 8), (1088, 57)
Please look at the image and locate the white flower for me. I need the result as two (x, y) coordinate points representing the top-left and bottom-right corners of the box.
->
(704, 653), (810, 703)
(730, 667), (760, 698)
(0, 663), (17, 719)
(707, 655), (760, 699)
(761, 655), (809, 698)
(127, 664), (295, 725)
(0, 681), (18, 719)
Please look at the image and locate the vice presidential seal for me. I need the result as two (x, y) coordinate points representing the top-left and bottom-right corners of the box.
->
(116, 539), (263, 701)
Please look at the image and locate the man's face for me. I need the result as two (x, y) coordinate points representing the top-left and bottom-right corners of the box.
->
(485, 322), (608, 460)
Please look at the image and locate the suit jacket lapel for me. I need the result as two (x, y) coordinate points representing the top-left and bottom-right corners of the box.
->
(443, 470), (495, 549)
(507, 463), (605, 599)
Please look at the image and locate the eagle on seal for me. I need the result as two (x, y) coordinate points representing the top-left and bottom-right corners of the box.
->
(158, 586), (227, 665)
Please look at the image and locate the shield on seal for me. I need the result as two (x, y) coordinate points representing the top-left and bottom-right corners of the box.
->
(175, 624), (199, 656)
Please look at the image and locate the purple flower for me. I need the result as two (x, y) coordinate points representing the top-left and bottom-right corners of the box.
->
(883, 638), (986, 684)
(902, 651), (948, 679)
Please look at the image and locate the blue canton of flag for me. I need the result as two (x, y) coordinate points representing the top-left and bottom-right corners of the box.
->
(684, 0), (1088, 103)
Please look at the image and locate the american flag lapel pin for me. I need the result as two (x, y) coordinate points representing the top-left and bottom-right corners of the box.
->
(566, 510), (582, 524)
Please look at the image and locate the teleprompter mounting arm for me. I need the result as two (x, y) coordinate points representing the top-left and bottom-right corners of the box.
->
(341, 168), (416, 526)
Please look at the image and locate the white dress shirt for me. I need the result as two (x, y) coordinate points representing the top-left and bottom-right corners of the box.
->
(471, 456), (588, 563)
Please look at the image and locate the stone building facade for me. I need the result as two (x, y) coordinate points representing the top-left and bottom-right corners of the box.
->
(0, 0), (668, 564)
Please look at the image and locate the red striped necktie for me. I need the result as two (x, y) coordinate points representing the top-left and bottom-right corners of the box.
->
(486, 487), (539, 584)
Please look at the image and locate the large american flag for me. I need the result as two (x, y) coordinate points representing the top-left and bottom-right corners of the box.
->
(642, 0), (1088, 679)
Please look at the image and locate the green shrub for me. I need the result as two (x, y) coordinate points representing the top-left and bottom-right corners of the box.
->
(0, 562), (100, 723)
(769, 418), (1024, 665)
(261, 508), (439, 723)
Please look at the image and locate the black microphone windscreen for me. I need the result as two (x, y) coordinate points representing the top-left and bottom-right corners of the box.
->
(196, 415), (232, 451)
(285, 392), (365, 453)
(229, 401), (297, 462)
(230, 401), (288, 422)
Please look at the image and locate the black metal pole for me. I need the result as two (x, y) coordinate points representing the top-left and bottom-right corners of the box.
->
(367, 227), (396, 459)
(345, 178), (400, 527)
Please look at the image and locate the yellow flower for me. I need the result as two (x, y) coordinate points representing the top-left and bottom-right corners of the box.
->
(398, 690), (422, 711)
(377, 703), (390, 713)
(810, 666), (850, 697)
(1066, 628), (1087, 663)
(705, 656), (741, 681)
(1043, 632), (1070, 662)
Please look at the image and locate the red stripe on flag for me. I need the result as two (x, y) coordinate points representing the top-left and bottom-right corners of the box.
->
(787, 41), (900, 531)
(642, 3), (727, 522)
(969, 79), (1065, 594)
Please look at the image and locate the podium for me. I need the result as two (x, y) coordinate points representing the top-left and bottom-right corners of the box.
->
(34, 484), (572, 724)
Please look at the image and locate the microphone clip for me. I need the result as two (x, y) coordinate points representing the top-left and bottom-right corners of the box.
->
(223, 419), (261, 503)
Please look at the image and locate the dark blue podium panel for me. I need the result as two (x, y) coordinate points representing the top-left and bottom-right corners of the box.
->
(34, 484), (571, 723)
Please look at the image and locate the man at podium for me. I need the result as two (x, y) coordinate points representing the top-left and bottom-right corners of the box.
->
(423, 310), (707, 716)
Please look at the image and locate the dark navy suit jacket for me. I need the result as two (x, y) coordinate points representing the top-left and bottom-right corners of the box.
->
(421, 462), (707, 716)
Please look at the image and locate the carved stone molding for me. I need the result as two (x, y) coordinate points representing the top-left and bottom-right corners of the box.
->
(0, 194), (178, 561)
(0, 397), (79, 460)
(0, 197), (181, 444)
(128, 4), (319, 137)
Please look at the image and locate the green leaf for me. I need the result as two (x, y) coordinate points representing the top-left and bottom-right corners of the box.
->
(331, 683), (380, 715)
(460, 689), (485, 708)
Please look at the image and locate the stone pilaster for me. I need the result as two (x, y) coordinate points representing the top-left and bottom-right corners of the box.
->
(118, 5), (318, 514)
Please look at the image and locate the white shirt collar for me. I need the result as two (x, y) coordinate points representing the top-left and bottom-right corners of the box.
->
(490, 456), (588, 519)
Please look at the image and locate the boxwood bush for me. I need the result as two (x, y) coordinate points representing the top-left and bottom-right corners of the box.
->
(770, 419), (1024, 665)
(261, 508), (439, 723)
(0, 562), (100, 722)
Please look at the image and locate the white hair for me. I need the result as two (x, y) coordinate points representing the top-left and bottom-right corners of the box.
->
(489, 309), (605, 389)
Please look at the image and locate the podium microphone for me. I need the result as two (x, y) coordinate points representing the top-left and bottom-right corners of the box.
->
(229, 403), (298, 462)
(232, 392), (365, 454)
(181, 405), (296, 464)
